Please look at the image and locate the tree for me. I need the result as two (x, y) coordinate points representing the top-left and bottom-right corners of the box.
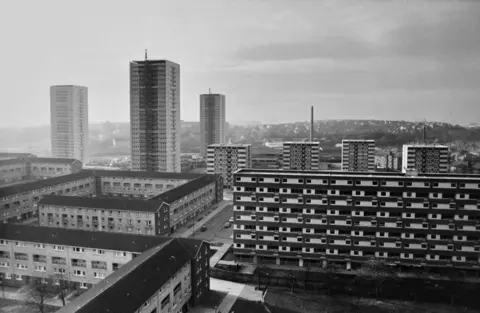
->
(26, 277), (53, 313)
(356, 258), (395, 300)
(51, 273), (71, 306)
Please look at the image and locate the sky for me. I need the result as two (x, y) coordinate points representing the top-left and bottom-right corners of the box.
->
(0, 0), (479, 127)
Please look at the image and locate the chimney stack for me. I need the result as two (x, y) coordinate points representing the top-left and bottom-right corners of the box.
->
(310, 106), (314, 141)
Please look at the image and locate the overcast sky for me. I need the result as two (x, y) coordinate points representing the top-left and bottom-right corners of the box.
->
(0, 0), (479, 127)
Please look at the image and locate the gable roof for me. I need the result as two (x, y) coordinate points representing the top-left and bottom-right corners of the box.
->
(30, 157), (80, 164)
(149, 174), (216, 203)
(0, 224), (169, 253)
(57, 238), (203, 313)
(38, 195), (162, 212)
(0, 171), (93, 198)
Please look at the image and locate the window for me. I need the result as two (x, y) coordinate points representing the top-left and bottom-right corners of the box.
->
(94, 272), (105, 279)
(0, 240), (7, 245)
(93, 249), (106, 255)
(115, 251), (126, 257)
(74, 270), (86, 277)
(73, 247), (84, 253)
(54, 245), (65, 251)
(34, 243), (45, 249)
(15, 242), (26, 248)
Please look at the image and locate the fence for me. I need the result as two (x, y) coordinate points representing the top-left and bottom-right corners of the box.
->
(210, 266), (480, 310)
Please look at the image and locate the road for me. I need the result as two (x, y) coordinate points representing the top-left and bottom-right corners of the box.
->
(190, 203), (233, 242)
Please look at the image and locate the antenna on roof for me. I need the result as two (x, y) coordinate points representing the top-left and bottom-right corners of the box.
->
(145, 49), (148, 60)
(423, 125), (426, 145)
(209, 88), (211, 94)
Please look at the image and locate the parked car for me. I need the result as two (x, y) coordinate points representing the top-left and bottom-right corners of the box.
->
(200, 225), (207, 232)
(224, 222), (231, 228)
(229, 217), (234, 223)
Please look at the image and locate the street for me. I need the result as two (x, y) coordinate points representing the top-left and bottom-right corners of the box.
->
(190, 203), (233, 242)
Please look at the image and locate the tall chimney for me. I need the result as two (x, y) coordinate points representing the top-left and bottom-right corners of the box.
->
(310, 106), (314, 141)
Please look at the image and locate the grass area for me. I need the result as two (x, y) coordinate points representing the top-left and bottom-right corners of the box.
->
(0, 298), (58, 313)
(265, 288), (477, 313)
(201, 290), (228, 308)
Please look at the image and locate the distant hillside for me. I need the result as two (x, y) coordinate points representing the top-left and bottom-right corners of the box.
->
(1, 120), (479, 157)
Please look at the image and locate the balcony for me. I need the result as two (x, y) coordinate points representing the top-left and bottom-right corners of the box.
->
(52, 257), (66, 265)
(91, 261), (107, 270)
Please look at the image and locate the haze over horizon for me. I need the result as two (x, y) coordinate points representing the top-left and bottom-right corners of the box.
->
(0, 0), (479, 127)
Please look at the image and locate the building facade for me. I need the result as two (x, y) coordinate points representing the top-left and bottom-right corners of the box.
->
(0, 170), (223, 226)
(206, 144), (252, 188)
(282, 142), (320, 171)
(38, 175), (219, 235)
(57, 237), (210, 313)
(341, 139), (376, 172)
(232, 169), (480, 273)
(0, 158), (82, 187)
(0, 224), (210, 313)
(402, 144), (449, 174)
(50, 85), (89, 163)
(200, 93), (226, 158)
(130, 58), (181, 173)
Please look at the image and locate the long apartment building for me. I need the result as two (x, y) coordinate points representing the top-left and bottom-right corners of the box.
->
(0, 170), (223, 227)
(0, 224), (210, 313)
(0, 157), (83, 187)
(402, 144), (449, 174)
(341, 139), (376, 172)
(38, 174), (221, 235)
(207, 144), (252, 189)
(232, 169), (480, 272)
(282, 142), (320, 170)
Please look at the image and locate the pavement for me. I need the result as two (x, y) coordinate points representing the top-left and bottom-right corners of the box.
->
(189, 278), (263, 313)
(210, 243), (233, 268)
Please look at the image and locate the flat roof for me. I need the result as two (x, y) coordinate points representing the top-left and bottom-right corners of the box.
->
(130, 59), (180, 67)
(149, 174), (217, 203)
(208, 144), (251, 148)
(342, 139), (375, 142)
(0, 224), (170, 253)
(234, 169), (480, 180)
(403, 144), (449, 148)
(283, 142), (320, 145)
(0, 152), (36, 158)
(57, 238), (205, 313)
(38, 195), (162, 212)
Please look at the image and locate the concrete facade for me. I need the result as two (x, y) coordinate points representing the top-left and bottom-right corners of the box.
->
(50, 85), (89, 163)
(282, 142), (320, 170)
(341, 139), (376, 172)
(200, 93), (226, 158)
(206, 144), (252, 188)
(130, 59), (181, 173)
(402, 144), (449, 174)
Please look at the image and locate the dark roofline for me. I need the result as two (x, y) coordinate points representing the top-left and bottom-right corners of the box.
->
(0, 158), (27, 166)
(86, 169), (204, 180)
(0, 224), (170, 253)
(56, 238), (200, 313)
(30, 157), (81, 164)
(0, 169), (205, 198)
(0, 152), (36, 158)
(234, 168), (480, 179)
(0, 171), (93, 198)
(38, 195), (162, 212)
(149, 174), (216, 203)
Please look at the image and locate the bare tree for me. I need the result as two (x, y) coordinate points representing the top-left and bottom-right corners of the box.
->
(50, 273), (71, 306)
(26, 277), (53, 313)
(356, 258), (395, 300)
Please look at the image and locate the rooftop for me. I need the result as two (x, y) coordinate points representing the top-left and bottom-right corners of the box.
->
(283, 142), (320, 145)
(0, 158), (27, 166)
(234, 168), (480, 180)
(57, 238), (205, 313)
(0, 171), (93, 198)
(342, 139), (376, 143)
(38, 195), (162, 212)
(404, 144), (449, 148)
(0, 169), (205, 198)
(149, 174), (217, 202)
(30, 157), (81, 164)
(0, 152), (36, 159)
(0, 224), (170, 253)
(208, 143), (251, 148)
